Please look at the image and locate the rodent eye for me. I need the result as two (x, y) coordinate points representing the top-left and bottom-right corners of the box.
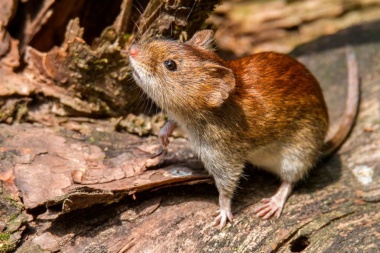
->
(164, 59), (177, 71)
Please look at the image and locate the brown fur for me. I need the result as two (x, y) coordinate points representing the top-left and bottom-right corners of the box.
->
(129, 30), (359, 228)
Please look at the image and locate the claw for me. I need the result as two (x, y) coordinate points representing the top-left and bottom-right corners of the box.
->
(149, 146), (165, 158)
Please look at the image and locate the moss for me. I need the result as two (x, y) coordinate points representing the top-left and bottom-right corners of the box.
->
(0, 232), (15, 253)
(4, 195), (23, 210)
(0, 184), (26, 252)
(0, 233), (10, 241)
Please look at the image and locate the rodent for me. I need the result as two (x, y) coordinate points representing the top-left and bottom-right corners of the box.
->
(128, 30), (360, 229)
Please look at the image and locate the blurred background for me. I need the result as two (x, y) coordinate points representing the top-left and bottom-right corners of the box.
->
(209, 0), (380, 56)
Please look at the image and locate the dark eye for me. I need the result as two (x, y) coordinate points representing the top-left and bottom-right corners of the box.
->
(164, 59), (177, 71)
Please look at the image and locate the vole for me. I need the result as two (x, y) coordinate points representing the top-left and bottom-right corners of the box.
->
(128, 30), (360, 229)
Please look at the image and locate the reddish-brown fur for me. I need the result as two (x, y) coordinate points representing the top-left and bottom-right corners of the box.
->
(227, 53), (329, 148)
(128, 30), (359, 229)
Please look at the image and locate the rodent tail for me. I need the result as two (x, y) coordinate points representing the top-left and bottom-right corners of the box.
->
(321, 46), (360, 159)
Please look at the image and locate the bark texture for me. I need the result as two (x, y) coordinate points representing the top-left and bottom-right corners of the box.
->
(0, 0), (219, 123)
(0, 0), (379, 252)
(0, 0), (219, 251)
(208, 0), (380, 56)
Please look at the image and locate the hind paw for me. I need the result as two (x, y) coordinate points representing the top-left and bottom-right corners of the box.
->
(254, 197), (283, 219)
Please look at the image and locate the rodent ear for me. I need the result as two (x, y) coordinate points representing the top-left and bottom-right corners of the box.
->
(205, 64), (236, 107)
(186, 30), (214, 50)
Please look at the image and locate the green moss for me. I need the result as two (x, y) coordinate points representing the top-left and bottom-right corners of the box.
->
(123, 33), (131, 41)
(0, 232), (15, 253)
(4, 195), (22, 210)
(0, 184), (26, 252)
(0, 233), (10, 241)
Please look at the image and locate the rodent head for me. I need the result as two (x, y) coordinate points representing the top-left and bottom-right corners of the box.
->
(129, 30), (235, 116)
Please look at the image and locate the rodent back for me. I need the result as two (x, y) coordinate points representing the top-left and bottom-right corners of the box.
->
(226, 52), (329, 148)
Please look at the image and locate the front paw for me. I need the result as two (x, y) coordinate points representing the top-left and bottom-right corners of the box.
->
(158, 130), (170, 148)
(213, 209), (234, 229)
(158, 120), (178, 148)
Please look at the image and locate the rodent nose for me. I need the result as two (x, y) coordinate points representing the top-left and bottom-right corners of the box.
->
(130, 45), (139, 58)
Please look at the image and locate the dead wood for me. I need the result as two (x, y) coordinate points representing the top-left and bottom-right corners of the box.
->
(0, 0), (219, 123)
(0, 0), (219, 251)
(208, 0), (380, 56)
(0, 0), (379, 252)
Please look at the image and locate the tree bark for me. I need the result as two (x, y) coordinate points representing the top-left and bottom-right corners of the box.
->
(208, 0), (380, 56)
(0, 0), (219, 251)
(0, 0), (219, 122)
(0, 0), (379, 252)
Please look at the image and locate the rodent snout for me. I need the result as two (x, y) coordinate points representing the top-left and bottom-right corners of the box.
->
(130, 45), (139, 58)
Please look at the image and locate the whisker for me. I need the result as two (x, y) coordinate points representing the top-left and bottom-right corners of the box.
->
(186, 0), (196, 21)
(134, 1), (144, 14)
(131, 18), (142, 38)
(131, 3), (147, 39)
